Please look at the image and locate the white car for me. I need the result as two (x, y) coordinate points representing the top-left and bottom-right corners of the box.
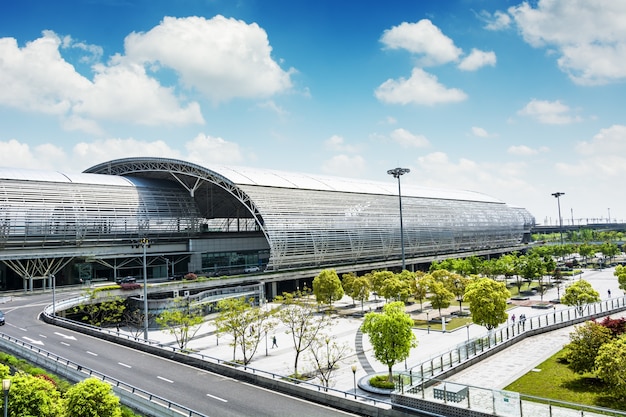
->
(244, 266), (261, 273)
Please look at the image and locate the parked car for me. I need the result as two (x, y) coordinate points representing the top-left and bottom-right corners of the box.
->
(115, 276), (137, 284)
(244, 266), (261, 273)
(0, 310), (5, 325)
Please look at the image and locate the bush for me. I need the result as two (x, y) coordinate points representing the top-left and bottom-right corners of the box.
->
(184, 273), (198, 281)
(120, 283), (141, 290)
(369, 374), (395, 389)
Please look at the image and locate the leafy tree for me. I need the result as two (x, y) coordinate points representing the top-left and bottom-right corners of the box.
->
(155, 296), (204, 350)
(312, 269), (344, 309)
(464, 277), (510, 331)
(63, 378), (122, 417)
(578, 243), (595, 265)
(595, 335), (626, 399)
(350, 275), (371, 312)
(370, 270), (394, 301)
(69, 289), (126, 327)
(341, 272), (357, 304)
(307, 335), (352, 390)
(215, 297), (276, 365)
(561, 279), (600, 315)
(121, 307), (147, 338)
(597, 316), (626, 337)
(426, 279), (454, 320)
(379, 274), (411, 303)
(411, 271), (429, 311)
(5, 372), (61, 417)
(564, 321), (612, 374)
(518, 253), (544, 289)
(362, 301), (417, 383)
(615, 265), (626, 292)
(599, 242), (620, 265)
(275, 291), (331, 377)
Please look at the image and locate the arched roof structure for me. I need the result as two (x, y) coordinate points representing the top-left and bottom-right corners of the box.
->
(85, 157), (535, 271)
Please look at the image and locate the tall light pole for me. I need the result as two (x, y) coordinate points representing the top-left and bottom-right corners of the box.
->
(387, 167), (410, 270)
(51, 274), (56, 317)
(2, 378), (10, 417)
(551, 192), (565, 246)
(133, 238), (151, 341)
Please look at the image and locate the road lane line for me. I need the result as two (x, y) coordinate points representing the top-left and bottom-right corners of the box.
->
(60, 341), (70, 346)
(87, 351), (98, 356)
(157, 376), (173, 383)
(118, 362), (132, 368)
(206, 393), (227, 403)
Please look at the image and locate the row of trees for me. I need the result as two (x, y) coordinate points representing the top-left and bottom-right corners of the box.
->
(534, 228), (625, 244)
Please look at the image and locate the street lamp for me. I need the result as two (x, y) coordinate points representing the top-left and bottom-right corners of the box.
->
(51, 274), (56, 317)
(133, 238), (151, 341)
(351, 365), (357, 399)
(2, 378), (10, 417)
(387, 167), (410, 270)
(551, 192), (565, 246)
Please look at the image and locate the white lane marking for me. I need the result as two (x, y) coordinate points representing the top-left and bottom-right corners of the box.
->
(87, 351), (98, 356)
(118, 362), (132, 368)
(54, 332), (77, 340)
(157, 376), (173, 383)
(23, 336), (44, 345)
(206, 393), (228, 403)
(60, 341), (70, 346)
(39, 334), (48, 338)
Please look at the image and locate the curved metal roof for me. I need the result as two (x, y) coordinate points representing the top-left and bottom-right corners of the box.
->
(86, 157), (502, 203)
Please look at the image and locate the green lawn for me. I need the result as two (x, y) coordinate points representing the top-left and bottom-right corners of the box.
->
(504, 351), (626, 411)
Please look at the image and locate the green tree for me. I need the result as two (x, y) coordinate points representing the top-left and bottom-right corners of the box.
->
(379, 274), (411, 303)
(312, 269), (344, 309)
(595, 335), (626, 399)
(275, 291), (331, 377)
(561, 279), (600, 315)
(615, 265), (626, 292)
(370, 270), (394, 301)
(464, 277), (510, 331)
(564, 321), (612, 374)
(362, 301), (417, 383)
(63, 377), (122, 417)
(69, 289), (126, 327)
(350, 276), (371, 312)
(155, 296), (204, 350)
(341, 272), (357, 304)
(5, 373), (61, 417)
(411, 272), (429, 310)
(426, 279), (454, 321)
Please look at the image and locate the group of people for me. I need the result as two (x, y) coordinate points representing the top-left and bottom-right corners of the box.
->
(510, 313), (527, 330)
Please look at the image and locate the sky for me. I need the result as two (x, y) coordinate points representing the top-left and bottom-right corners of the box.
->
(0, 0), (625, 226)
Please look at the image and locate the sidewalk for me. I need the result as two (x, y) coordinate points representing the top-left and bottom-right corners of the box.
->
(140, 267), (623, 400)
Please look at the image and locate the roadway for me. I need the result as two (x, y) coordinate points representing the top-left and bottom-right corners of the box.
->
(0, 290), (358, 417)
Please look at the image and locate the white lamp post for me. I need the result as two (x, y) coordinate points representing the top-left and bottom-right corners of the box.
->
(2, 379), (10, 417)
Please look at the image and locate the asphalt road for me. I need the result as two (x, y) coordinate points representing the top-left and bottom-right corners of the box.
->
(0, 290), (358, 417)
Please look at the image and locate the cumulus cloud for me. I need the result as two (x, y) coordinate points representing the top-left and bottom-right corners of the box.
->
(321, 154), (367, 177)
(380, 19), (462, 66)
(509, 0), (626, 85)
(124, 15), (294, 102)
(184, 133), (244, 165)
(389, 128), (429, 148)
(375, 68), (467, 105)
(574, 124), (626, 156)
(518, 99), (581, 124)
(458, 49), (496, 71)
(0, 139), (69, 170)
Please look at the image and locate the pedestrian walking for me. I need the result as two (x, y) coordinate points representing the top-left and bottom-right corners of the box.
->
(511, 314), (516, 324)
(608, 289), (612, 298)
(272, 335), (278, 348)
(520, 313), (526, 330)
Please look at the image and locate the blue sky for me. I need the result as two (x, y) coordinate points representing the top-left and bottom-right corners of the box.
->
(1, 0), (625, 225)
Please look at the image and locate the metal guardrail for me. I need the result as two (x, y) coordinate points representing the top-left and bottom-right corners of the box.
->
(0, 332), (207, 417)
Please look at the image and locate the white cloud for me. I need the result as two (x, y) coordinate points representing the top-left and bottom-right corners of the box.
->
(471, 126), (491, 138)
(257, 100), (288, 117)
(574, 124), (626, 156)
(458, 49), (496, 71)
(321, 154), (367, 177)
(184, 133), (244, 165)
(375, 68), (467, 105)
(480, 10), (512, 31)
(389, 128), (429, 148)
(124, 15), (294, 102)
(380, 19), (462, 66)
(518, 99), (581, 124)
(73, 138), (181, 168)
(324, 135), (359, 153)
(0, 139), (68, 170)
(0, 30), (204, 132)
(509, 0), (626, 85)
(507, 145), (549, 156)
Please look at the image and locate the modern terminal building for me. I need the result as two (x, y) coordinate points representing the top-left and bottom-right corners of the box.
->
(0, 157), (534, 299)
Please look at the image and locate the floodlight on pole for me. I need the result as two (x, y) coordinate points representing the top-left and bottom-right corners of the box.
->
(387, 167), (410, 270)
(551, 192), (565, 246)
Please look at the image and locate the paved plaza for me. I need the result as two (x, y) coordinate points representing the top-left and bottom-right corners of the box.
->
(138, 266), (624, 403)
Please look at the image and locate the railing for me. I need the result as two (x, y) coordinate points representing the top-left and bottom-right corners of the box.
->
(0, 332), (207, 417)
